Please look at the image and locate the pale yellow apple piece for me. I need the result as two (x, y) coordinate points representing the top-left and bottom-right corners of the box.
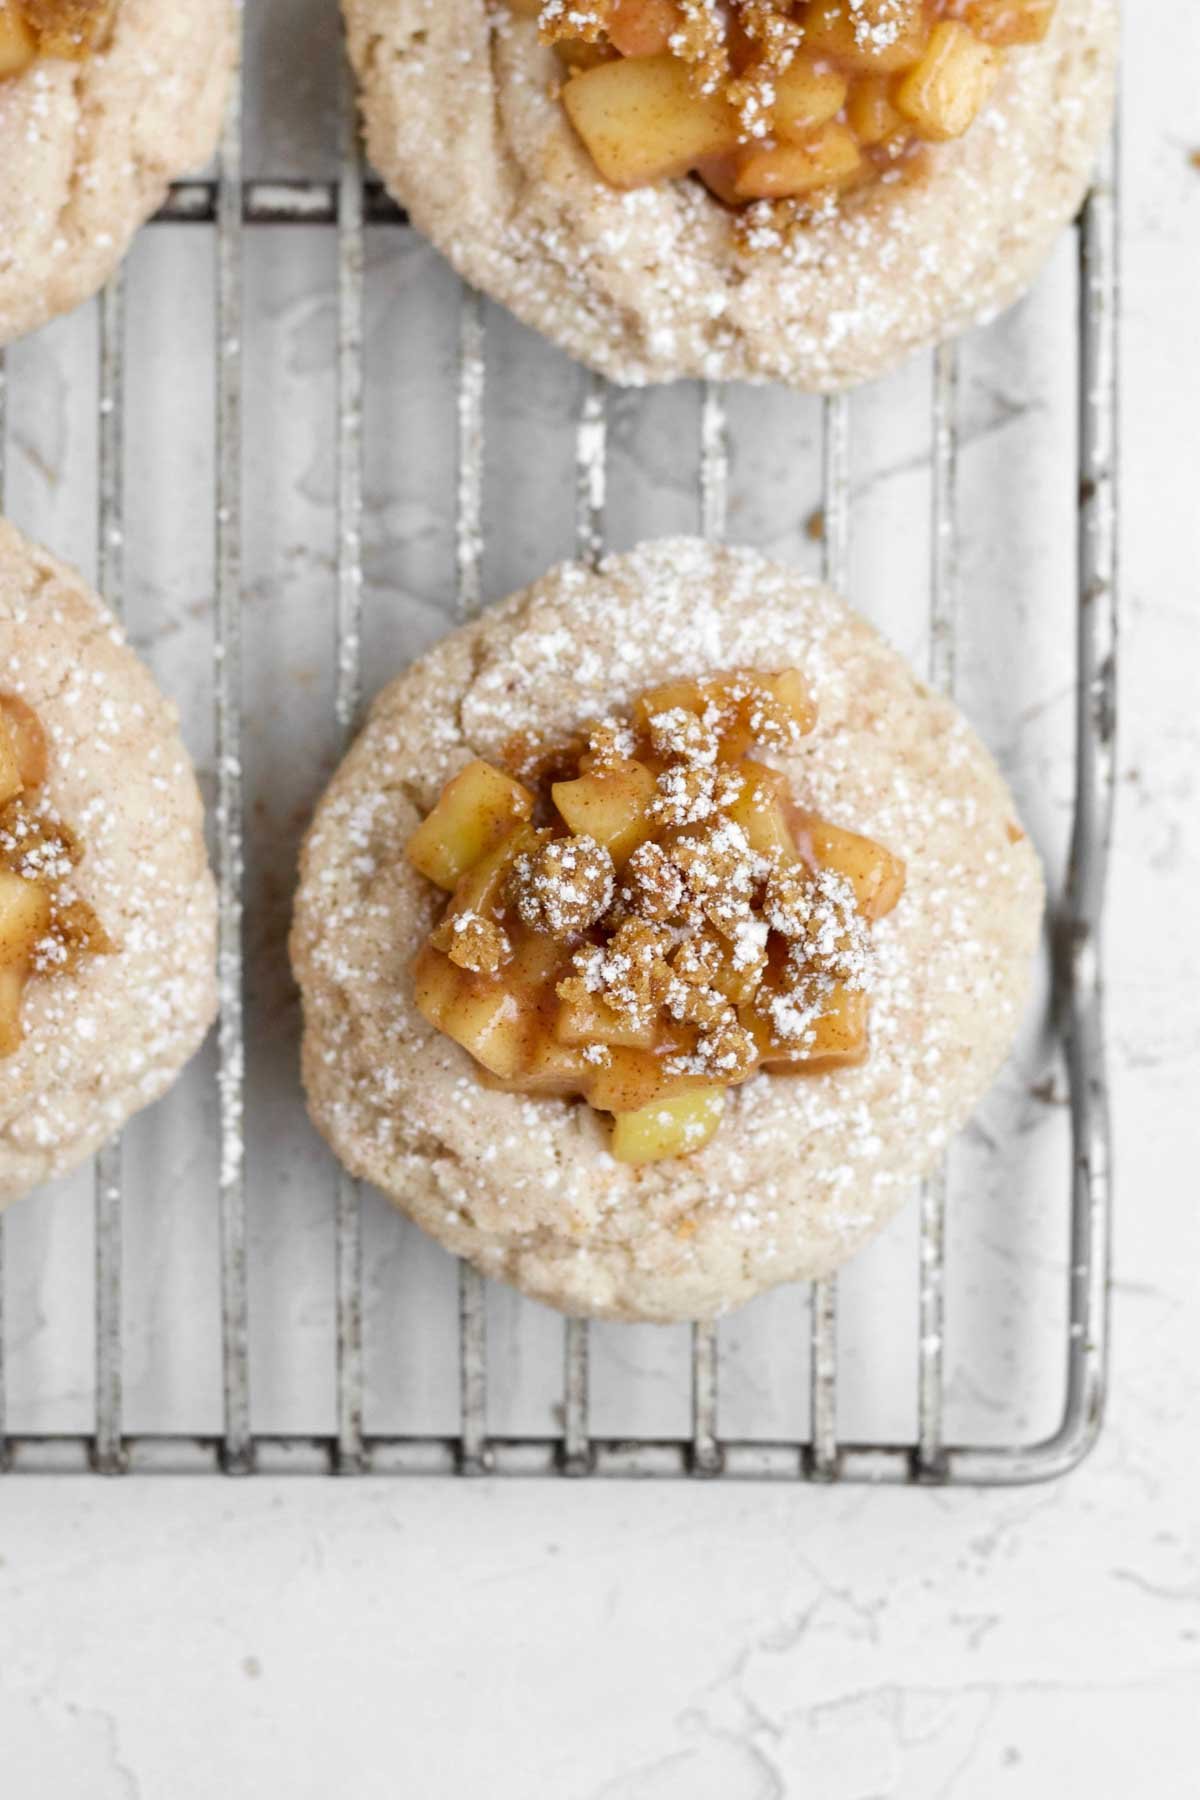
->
(611, 1086), (725, 1164)
(743, 981), (869, 1070)
(0, 867), (52, 969)
(507, 924), (568, 991)
(804, 0), (931, 72)
(633, 678), (705, 733)
(694, 154), (743, 208)
(845, 74), (904, 146)
(764, 668), (818, 737)
(562, 53), (740, 189)
(511, 1034), (594, 1097)
(798, 813), (906, 921)
(735, 125), (862, 201)
(552, 758), (657, 864)
(894, 20), (1001, 142)
(607, 0), (680, 59)
(771, 54), (848, 143)
(556, 990), (660, 1050)
(586, 1044), (694, 1115)
(636, 670), (815, 757)
(727, 762), (797, 865)
(447, 824), (544, 921)
(0, 2), (36, 77)
(966, 0), (1055, 46)
(407, 760), (535, 892)
(0, 964), (25, 1056)
(410, 941), (465, 1031)
(20, 0), (113, 58)
(412, 945), (531, 1080)
(556, 37), (617, 71)
(803, 983), (870, 1068)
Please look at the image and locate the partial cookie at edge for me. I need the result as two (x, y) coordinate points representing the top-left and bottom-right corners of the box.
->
(0, 518), (218, 1203)
(0, 0), (236, 345)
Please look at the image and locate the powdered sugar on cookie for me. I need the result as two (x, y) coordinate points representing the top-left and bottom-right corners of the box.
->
(342, 0), (1115, 388)
(292, 539), (1043, 1321)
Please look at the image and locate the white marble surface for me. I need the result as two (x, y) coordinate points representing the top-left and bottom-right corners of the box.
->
(0, 5), (1198, 1794)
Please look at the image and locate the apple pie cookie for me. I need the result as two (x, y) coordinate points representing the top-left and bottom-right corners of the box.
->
(292, 539), (1043, 1322)
(0, 519), (217, 1205)
(0, 0), (235, 346)
(344, 0), (1114, 389)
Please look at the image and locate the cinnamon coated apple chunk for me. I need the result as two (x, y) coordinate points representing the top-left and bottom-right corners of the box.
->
(406, 667), (905, 1165)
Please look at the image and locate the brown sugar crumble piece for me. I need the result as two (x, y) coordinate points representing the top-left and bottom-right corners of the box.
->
(408, 663), (907, 1165)
(526, 0), (1056, 226)
(585, 716), (640, 771)
(559, 918), (675, 1025)
(621, 839), (687, 921)
(763, 859), (870, 985)
(431, 908), (513, 975)
(511, 833), (616, 937)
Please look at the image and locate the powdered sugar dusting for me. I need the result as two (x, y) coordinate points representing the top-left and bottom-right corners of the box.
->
(293, 537), (1044, 1321)
(348, 0), (1116, 390)
(0, 521), (218, 1201)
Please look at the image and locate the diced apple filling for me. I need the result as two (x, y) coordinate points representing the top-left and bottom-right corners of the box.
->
(407, 666), (906, 1164)
(0, 692), (111, 1056)
(611, 1088), (725, 1164)
(0, 4), (36, 77)
(771, 53), (848, 142)
(0, 0), (112, 77)
(894, 20), (1000, 142)
(792, 811), (907, 920)
(562, 52), (741, 188)
(407, 760), (535, 892)
(551, 758), (658, 864)
(726, 762), (797, 865)
(520, 0), (1056, 216)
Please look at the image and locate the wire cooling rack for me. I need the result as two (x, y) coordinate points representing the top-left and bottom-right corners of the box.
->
(0, 27), (1117, 1482)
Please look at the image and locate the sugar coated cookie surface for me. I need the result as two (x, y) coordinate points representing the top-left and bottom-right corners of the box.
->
(0, 0), (235, 346)
(345, 0), (1114, 390)
(0, 519), (217, 1204)
(292, 539), (1043, 1322)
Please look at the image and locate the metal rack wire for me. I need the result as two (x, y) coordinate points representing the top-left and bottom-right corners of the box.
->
(0, 33), (1117, 1481)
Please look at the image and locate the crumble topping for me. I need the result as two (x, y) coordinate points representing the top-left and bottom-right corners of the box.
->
(431, 908), (513, 974)
(511, 832), (616, 936)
